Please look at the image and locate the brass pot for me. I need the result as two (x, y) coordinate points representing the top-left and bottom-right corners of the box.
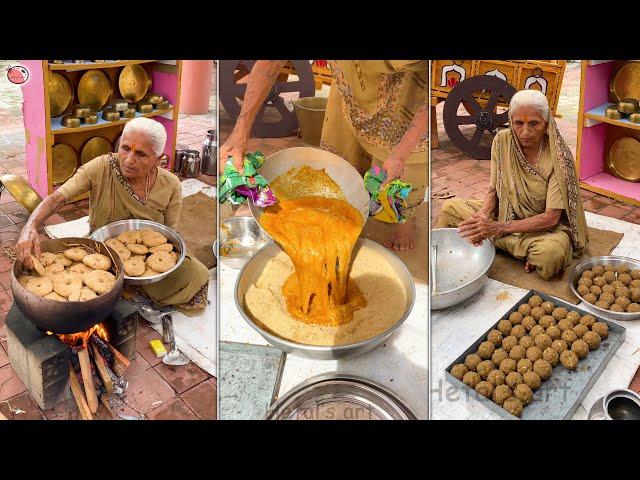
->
(73, 104), (93, 118)
(102, 108), (121, 122)
(61, 114), (81, 128)
(146, 93), (163, 105)
(156, 99), (170, 111)
(122, 108), (136, 118)
(112, 99), (129, 112)
(83, 113), (98, 125)
(618, 98), (639, 114)
(630, 113), (640, 124)
(136, 102), (153, 114)
(605, 106), (623, 120)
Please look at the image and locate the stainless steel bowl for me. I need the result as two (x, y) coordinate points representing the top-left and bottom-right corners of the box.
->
(569, 255), (640, 321)
(234, 238), (415, 360)
(431, 228), (496, 310)
(89, 219), (186, 285)
(588, 388), (640, 420)
(219, 216), (271, 269)
(248, 146), (370, 239)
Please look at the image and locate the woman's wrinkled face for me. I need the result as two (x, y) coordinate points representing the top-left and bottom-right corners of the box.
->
(118, 131), (159, 180)
(511, 106), (547, 149)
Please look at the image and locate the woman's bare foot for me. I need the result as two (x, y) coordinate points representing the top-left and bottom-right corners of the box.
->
(234, 204), (251, 217)
(384, 217), (416, 251)
(525, 261), (535, 273)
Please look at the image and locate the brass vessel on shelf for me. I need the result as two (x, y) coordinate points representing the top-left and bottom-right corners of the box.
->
(73, 104), (93, 118)
(77, 70), (113, 110)
(629, 113), (640, 124)
(136, 102), (153, 114)
(51, 144), (78, 185)
(112, 99), (129, 111)
(605, 106), (623, 120)
(61, 115), (81, 128)
(145, 93), (163, 105)
(610, 61), (640, 103)
(156, 99), (170, 110)
(122, 108), (136, 118)
(80, 137), (112, 165)
(83, 113), (98, 125)
(102, 108), (121, 122)
(119, 64), (151, 103)
(48, 73), (73, 117)
(618, 98), (639, 114)
(607, 137), (640, 183)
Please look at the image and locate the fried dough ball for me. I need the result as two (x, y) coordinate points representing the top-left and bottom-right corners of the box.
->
(502, 336), (518, 353)
(551, 339), (569, 354)
(572, 324), (588, 339)
(464, 353), (482, 371)
(475, 381), (494, 399)
(543, 347), (559, 367)
(562, 329), (578, 345)
(463, 371), (481, 388)
(487, 329), (503, 347)
(497, 319), (513, 336)
(477, 360), (494, 379)
(522, 316), (537, 331)
(523, 371), (542, 390)
(487, 369), (506, 387)
(509, 311), (524, 324)
(451, 364), (468, 380)
(505, 372), (523, 389)
(560, 350), (579, 370)
(583, 331), (601, 350)
(477, 341), (496, 360)
(539, 315), (556, 329)
(541, 301), (555, 314)
(492, 348), (509, 367)
(526, 346), (543, 362)
(592, 322), (609, 339)
(492, 385), (513, 406)
(571, 339), (589, 359)
(509, 345), (526, 362)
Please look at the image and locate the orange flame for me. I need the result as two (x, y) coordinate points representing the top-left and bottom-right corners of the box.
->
(47, 323), (109, 348)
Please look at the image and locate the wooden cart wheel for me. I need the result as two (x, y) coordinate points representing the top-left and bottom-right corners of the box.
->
(443, 75), (517, 160)
(219, 60), (316, 138)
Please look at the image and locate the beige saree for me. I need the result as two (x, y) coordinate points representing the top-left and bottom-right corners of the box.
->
(58, 153), (209, 308)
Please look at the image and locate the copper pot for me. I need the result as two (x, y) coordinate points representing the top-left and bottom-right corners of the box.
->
(102, 108), (120, 122)
(10, 237), (124, 334)
(61, 114), (81, 128)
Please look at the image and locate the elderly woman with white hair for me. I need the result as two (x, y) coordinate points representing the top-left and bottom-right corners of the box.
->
(436, 89), (588, 279)
(16, 117), (209, 308)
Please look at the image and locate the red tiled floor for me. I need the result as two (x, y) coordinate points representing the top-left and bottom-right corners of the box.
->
(135, 330), (165, 367)
(0, 364), (26, 401)
(123, 352), (152, 380)
(42, 398), (80, 421)
(147, 397), (198, 420)
(135, 319), (157, 338)
(124, 368), (176, 414)
(0, 271), (11, 289)
(180, 379), (216, 420)
(0, 391), (45, 420)
(0, 255), (11, 274)
(0, 290), (11, 316)
(0, 344), (8, 367)
(154, 361), (209, 395)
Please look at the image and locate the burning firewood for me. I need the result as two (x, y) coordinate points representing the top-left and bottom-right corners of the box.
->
(91, 345), (114, 394)
(78, 347), (99, 414)
(68, 362), (93, 420)
(90, 334), (130, 376)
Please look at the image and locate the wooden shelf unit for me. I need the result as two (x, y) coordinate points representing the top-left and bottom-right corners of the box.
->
(576, 60), (640, 207)
(21, 60), (183, 201)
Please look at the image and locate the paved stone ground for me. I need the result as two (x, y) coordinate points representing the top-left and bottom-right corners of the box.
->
(0, 60), (216, 420)
(431, 61), (640, 227)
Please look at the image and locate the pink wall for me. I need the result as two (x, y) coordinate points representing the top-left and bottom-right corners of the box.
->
(583, 62), (613, 111)
(151, 67), (180, 169)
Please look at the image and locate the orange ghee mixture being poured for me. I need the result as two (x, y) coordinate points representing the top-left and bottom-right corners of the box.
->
(260, 196), (366, 326)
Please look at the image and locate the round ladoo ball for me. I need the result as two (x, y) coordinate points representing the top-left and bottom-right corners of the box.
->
(577, 285), (590, 296)
(571, 339), (589, 359)
(519, 335), (534, 349)
(582, 270), (595, 280)
(531, 306), (545, 320)
(557, 318), (573, 332)
(619, 273), (632, 286)
(502, 336), (518, 353)
(546, 325), (562, 341)
(475, 381), (494, 398)
(509, 311), (524, 324)
(599, 292), (616, 306)
(591, 322), (609, 339)
(580, 315), (596, 328)
(497, 319), (513, 336)
(526, 346), (543, 362)
(561, 329), (578, 345)
(627, 303), (640, 312)
(499, 358), (517, 375)
(492, 348), (509, 367)
(517, 304), (532, 317)
(602, 284), (616, 295)
(572, 324), (588, 339)
(510, 325), (527, 340)
(560, 350), (579, 370)
(505, 371), (523, 389)
(477, 360), (494, 379)
(465, 353), (482, 371)
(583, 331), (601, 350)
(590, 286), (603, 297)
(595, 301), (610, 310)
(487, 329), (503, 347)
(522, 316), (537, 331)
(583, 293), (598, 304)
(551, 339), (569, 354)
(530, 325), (546, 338)
(514, 383), (534, 405)
(543, 347), (559, 367)
(451, 364), (468, 380)
(539, 315), (556, 329)
(603, 271), (617, 283)
(517, 358), (533, 375)
(534, 333), (552, 350)
(492, 384), (513, 406)
(463, 371), (482, 388)
(610, 304), (625, 312)
(592, 265), (605, 276)
(552, 307), (568, 320)
(487, 369), (506, 386)
(631, 269), (640, 280)
(578, 276), (593, 288)
(604, 264), (616, 272)
(617, 265), (631, 275)
(615, 296), (631, 309)
(503, 397), (524, 417)
(523, 371), (542, 390)
(611, 281), (625, 290)
(631, 279), (640, 288)
(477, 341), (495, 360)
(593, 276), (606, 287)
(509, 345), (526, 361)
(533, 359), (552, 380)
(541, 301), (555, 314)
(615, 286), (630, 299)
(528, 295), (543, 308)
(630, 287), (640, 303)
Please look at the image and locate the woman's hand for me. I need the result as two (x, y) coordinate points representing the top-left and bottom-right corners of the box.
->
(458, 213), (503, 246)
(16, 225), (41, 269)
(381, 153), (406, 187)
(219, 128), (248, 175)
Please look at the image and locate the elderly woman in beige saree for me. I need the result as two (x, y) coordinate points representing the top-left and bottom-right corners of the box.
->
(16, 117), (209, 308)
(436, 90), (588, 280)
